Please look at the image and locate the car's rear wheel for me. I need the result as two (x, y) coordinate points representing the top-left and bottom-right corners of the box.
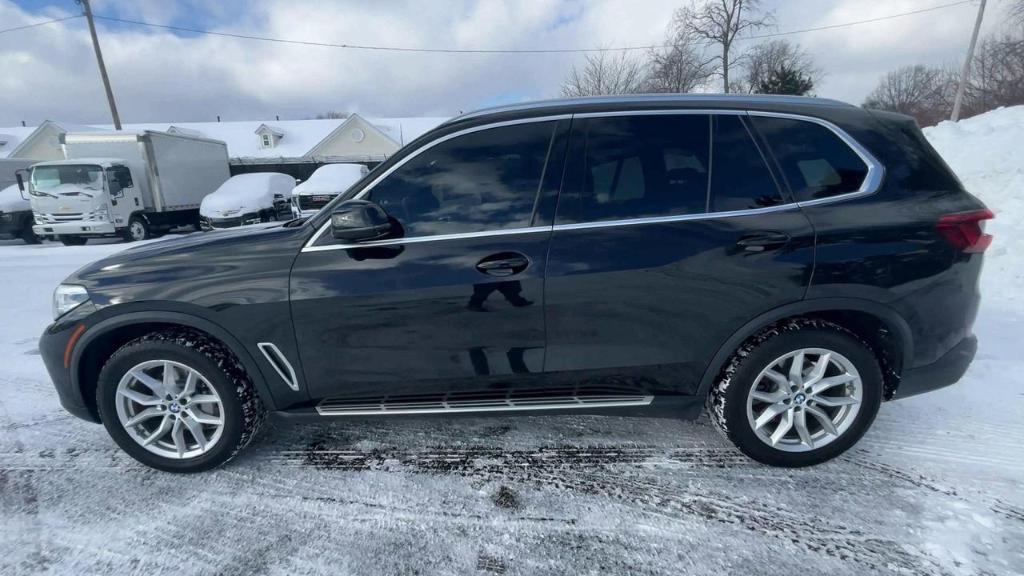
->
(96, 330), (266, 472)
(709, 320), (883, 467)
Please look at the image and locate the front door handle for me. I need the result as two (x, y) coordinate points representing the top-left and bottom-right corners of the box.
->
(476, 252), (530, 277)
(736, 232), (791, 252)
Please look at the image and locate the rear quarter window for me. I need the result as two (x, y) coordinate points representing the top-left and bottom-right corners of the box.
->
(750, 115), (870, 202)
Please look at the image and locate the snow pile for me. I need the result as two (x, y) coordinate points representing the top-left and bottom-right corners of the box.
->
(924, 106), (1024, 308)
(0, 183), (29, 212)
(199, 172), (296, 216)
(292, 163), (368, 196)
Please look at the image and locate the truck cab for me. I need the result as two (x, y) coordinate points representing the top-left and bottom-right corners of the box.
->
(27, 158), (138, 245)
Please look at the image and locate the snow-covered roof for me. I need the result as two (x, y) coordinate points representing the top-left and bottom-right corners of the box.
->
(293, 163), (367, 195)
(0, 115), (449, 162)
(0, 126), (38, 159)
(254, 124), (285, 137)
(368, 117), (448, 146)
(32, 157), (124, 167)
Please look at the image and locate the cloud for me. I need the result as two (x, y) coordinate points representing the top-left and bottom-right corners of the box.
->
(0, 0), (1015, 126)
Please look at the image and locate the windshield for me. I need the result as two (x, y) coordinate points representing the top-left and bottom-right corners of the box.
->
(30, 165), (105, 195)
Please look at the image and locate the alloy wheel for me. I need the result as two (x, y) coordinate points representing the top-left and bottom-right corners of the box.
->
(745, 347), (863, 452)
(115, 360), (225, 459)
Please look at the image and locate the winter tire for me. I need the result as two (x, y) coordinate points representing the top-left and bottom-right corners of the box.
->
(709, 319), (883, 467)
(96, 330), (266, 473)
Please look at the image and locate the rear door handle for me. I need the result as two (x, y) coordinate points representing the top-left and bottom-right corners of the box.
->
(736, 232), (791, 252)
(476, 252), (530, 277)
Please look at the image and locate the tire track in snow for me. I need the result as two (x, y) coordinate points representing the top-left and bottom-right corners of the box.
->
(277, 442), (951, 576)
(527, 470), (951, 576)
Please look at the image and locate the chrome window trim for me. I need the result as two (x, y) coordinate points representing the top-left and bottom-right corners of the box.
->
(551, 203), (800, 233)
(746, 111), (885, 208)
(301, 109), (884, 253)
(303, 226), (552, 252)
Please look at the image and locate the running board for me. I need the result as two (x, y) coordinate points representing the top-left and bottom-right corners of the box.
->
(316, 388), (654, 416)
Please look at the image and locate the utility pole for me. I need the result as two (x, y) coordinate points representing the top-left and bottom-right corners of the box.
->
(79, 0), (122, 129)
(951, 0), (986, 122)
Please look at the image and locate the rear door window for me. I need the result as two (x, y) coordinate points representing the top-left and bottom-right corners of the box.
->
(750, 115), (870, 202)
(709, 115), (784, 212)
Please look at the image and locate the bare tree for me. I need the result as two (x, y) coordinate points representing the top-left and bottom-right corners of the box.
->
(315, 111), (348, 119)
(644, 26), (715, 93)
(561, 50), (646, 97)
(740, 40), (818, 95)
(676, 0), (774, 93)
(1011, 0), (1024, 27)
(969, 33), (1024, 112)
(862, 65), (946, 125)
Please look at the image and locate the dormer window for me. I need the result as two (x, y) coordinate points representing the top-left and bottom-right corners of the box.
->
(255, 124), (284, 150)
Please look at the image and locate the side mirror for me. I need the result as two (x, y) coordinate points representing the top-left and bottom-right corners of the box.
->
(330, 199), (394, 242)
(15, 170), (27, 199)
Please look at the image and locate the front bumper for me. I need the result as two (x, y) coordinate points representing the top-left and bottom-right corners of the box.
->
(200, 213), (261, 230)
(894, 335), (977, 399)
(34, 221), (117, 236)
(40, 314), (101, 423)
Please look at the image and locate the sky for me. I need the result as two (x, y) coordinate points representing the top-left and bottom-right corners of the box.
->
(0, 0), (1017, 126)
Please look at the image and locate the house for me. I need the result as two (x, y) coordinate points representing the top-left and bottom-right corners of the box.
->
(0, 113), (448, 179)
(0, 121), (98, 161)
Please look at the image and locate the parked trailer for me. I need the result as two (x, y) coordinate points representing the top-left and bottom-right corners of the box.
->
(0, 158), (40, 244)
(24, 131), (230, 244)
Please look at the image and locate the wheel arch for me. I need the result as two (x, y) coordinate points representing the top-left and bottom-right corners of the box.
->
(72, 311), (277, 421)
(696, 298), (913, 401)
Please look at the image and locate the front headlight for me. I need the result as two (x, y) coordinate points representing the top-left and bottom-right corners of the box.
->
(53, 284), (89, 320)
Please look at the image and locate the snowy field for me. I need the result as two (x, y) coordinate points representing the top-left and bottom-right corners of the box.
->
(2, 109), (1023, 576)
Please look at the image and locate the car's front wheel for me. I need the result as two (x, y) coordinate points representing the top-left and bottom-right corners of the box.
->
(709, 320), (883, 467)
(123, 216), (150, 242)
(97, 330), (265, 472)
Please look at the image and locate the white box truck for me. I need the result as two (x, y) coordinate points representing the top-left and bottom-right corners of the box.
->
(21, 130), (230, 245)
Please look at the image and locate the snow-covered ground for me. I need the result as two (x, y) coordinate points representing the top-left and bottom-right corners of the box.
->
(2, 109), (1023, 575)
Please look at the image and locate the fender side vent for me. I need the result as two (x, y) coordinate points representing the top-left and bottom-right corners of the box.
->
(257, 342), (299, 392)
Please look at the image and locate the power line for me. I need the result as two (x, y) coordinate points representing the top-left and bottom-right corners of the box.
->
(88, 0), (976, 54)
(741, 0), (976, 42)
(0, 14), (83, 36)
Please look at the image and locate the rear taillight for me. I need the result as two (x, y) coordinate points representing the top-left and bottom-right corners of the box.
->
(937, 209), (994, 253)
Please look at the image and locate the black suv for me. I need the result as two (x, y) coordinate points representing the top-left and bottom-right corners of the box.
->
(39, 95), (992, 472)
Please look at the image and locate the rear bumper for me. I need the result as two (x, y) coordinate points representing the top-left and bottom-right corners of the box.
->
(894, 335), (977, 399)
(34, 221), (117, 236)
